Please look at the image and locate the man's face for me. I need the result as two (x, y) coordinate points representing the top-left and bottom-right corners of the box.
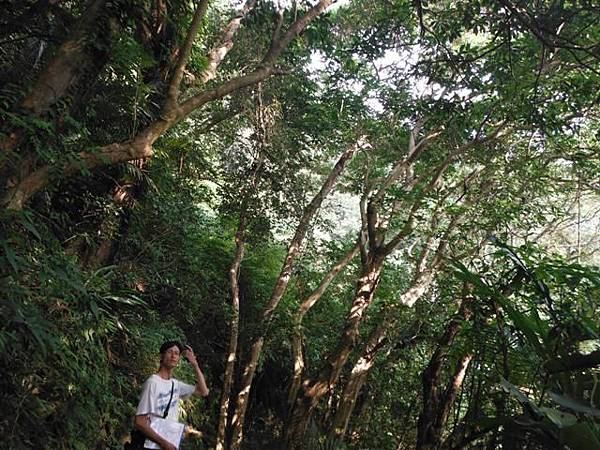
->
(161, 345), (181, 368)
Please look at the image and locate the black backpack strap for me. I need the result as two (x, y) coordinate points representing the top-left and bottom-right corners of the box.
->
(162, 380), (175, 419)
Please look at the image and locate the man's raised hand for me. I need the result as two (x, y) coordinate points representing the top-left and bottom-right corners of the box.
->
(183, 345), (198, 366)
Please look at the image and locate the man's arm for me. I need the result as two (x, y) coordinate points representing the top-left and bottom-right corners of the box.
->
(134, 414), (177, 450)
(183, 346), (209, 397)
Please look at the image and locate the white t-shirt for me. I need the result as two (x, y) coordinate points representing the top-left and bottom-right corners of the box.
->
(136, 374), (196, 422)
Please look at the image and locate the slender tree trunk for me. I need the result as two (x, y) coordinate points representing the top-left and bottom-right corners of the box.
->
(326, 234), (445, 442)
(281, 124), (491, 448)
(229, 337), (264, 450)
(228, 140), (357, 450)
(284, 255), (384, 448)
(416, 297), (473, 450)
(328, 316), (388, 440)
(435, 354), (473, 445)
(441, 273), (526, 450)
(216, 96), (266, 449)
(215, 214), (247, 450)
(288, 244), (360, 409)
(399, 269), (436, 307)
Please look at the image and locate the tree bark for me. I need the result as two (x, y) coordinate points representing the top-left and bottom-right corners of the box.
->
(327, 314), (389, 440)
(282, 126), (445, 446)
(416, 297), (473, 450)
(441, 272), (527, 450)
(215, 213), (247, 450)
(19, 0), (110, 116)
(282, 120), (499, 448)
(200, 0), (259, 84)
(324, 202), (462, 442)
(544, 350), (600, 374)
(288, 244), (360, 409)
(284, 254), (385, 448)
(2, 0), (338, 210)
(1, 0), (120, 181)
(2, 120), (169, 209)
(327, 268), (440, 441)
(215, 105), (265, 449)
(228, 139), (357, 450)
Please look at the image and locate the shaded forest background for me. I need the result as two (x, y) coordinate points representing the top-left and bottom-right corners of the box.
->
(1, 0), (599, 449)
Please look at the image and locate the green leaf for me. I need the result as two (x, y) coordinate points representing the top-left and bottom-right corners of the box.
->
(500, 378), (542, 418)
(90, 299), (100, 318)
(539, 407), (577, 428)
(451, 261), (493, 294)
(548, 392), (600, 418)
(495, 294), (545, 354)
(2, 241), (20, 273)
(101, 294), (147, 307)
(560, 422), (600, 450)
(23, 320), (48, 358)
(53, 268), (87, 293)
(21, 217), (42, 240)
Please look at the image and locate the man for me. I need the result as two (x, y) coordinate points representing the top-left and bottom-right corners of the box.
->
(134, 340), (209, 450)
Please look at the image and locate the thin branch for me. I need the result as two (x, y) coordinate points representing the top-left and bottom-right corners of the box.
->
(163, 0), (211, 117)
(200, 0), (258, 84)
(263, 0), (337, 65)
(359, 188), (370, 266)
(370, 124), (444, 205)
(261, 137), (359, 320)
(297, 244), (360, 321)
(269, 3), (285, 56)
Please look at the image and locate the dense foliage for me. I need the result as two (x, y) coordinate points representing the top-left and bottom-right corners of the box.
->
(1, 0), (599, 449)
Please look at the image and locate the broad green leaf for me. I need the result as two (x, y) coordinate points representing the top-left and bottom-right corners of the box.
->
(539, 407), (577, 428)
(1, 241), (19, 273)
(495, 295), (545, 354)
(560, 422), (600, 450)
(500, 378), (542, 418)
(549, 392), (600, 418)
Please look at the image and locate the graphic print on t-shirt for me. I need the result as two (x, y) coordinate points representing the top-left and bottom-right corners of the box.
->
(156, 385), (178, 416)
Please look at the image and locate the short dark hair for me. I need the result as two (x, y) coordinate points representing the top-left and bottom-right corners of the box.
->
(159, 340), (184, 354)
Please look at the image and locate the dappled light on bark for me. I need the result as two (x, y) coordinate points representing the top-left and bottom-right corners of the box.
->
(1, 0), (599, 449)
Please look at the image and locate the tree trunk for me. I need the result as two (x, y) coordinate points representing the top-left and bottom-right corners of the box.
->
(418, 353), (473, 450)
(284, 256), (384, 448)
(228, 141), (358, 450)
(215, 215), (247, 450)
(2, 0), (338, 210)
(2, 120), (170, 209)
(216, 130), (264, 449)
(328, 315), (388, 440)
(416, 297), (473, 450)
(1, 0), (120, 182)
(288, 244), (359, 409)
(229, 337), (264, 450)
(441, 273), (526, 450)
(20, 0), (110, 116)
(200, 0), (259, 84)
(323, 249), (441, 442)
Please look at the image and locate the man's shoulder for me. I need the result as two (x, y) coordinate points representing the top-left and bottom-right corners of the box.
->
(170, 377), (185, 388)
(143, 374), (185, 388)
(142, 374), (162, 387)
(145, 374), (180, 385)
